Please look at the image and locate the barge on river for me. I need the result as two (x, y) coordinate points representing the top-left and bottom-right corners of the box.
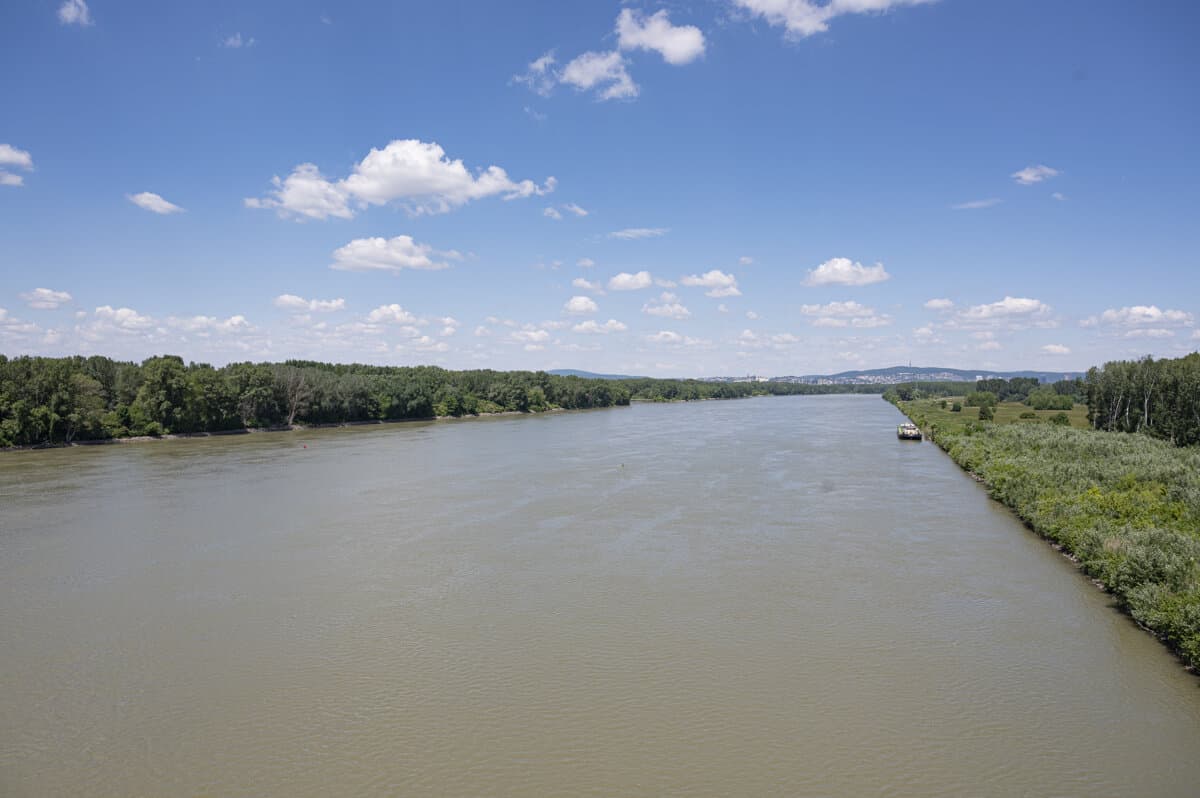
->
(897, 422), (922, 440)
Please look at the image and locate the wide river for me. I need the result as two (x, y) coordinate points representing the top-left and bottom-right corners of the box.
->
(2, 395), (1199, 796)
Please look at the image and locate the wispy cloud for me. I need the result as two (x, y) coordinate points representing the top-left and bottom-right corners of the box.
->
(1011, 164), (1059, 185)
(127, 191), (185, 214)
(952, 198), (1002, 210)
(609, 227), (668, 240)
(57, 0), (92, 26)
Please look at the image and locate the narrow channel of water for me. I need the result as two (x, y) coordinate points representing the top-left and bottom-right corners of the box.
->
(2, 395), (1198, 796)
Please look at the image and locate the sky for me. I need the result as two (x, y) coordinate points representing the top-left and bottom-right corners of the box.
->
(2, 0), (1198, 377)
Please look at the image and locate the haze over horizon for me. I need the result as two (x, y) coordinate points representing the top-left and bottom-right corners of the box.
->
(2, 0), (1197, 378)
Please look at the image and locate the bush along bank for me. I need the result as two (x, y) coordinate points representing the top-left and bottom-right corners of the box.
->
(890, 396), (1200, 672)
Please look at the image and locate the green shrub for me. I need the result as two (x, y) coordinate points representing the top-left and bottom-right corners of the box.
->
(1049, 412), (1070, 426)
(951, 402), (962, 412)
(1020, 411), (1038, 419)
(978, 405), (995, 421)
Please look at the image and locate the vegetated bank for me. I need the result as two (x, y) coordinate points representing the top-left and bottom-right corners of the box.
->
(0, 354), (885, 448)
(886, 353), (1200, 671)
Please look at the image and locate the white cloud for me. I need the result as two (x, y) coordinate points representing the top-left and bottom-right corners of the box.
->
(958, 296), (1052, 322)
(21, 288), (72, 310)
(1088, 305), (1194, 328)
(799, 300), (892, 328)
(609, 271), (654, 291)
(609, 227), (667, 240)
(221, 32), (255, 48)
(127, 191), (185, 214)
(573, 319), (627, 334)
(274, 294), (345, 313)
(93, 305), (155, 331)
(563, 202), (589, 217)
(365, 304), (418, 325)
(731, 0), (933, 39)
(647, 330), (704, 346)
(577, 257), (596, 268)
(57, 0), (92, 26)
(1042, 344), (1071, 355)
(572, 277), (605, 294)
(615, 9), (705, 65)
(1, 144), (34, 187)
(0, 144), (33, 169)
(1124, 328), (1175, 339)
(643, 292), (691, 319)
(681, 269), (741, 297)
(924, 298), (954, 310)
(513, 51), (558, 96)
(544, 206), (562, 220)
(804, 257), (890, 286)
(561, 50), (638, 100)
(564, 295), (599, 315)
(511, 329), (551, 343)
(1051, 192), (1067, 201)
(717, 303), (730, 313)
(330, 235), (460, 273)
(746, 310), (759, 320)
(952, 198), (1002, 210)
(1012, 164), (1060, 185)
(738, 256), (754, 266)
(168, 314), (252, 334)
(913, 325), (940, 343)
(248, 139), (554, 219)
(474, 325), (491, 337)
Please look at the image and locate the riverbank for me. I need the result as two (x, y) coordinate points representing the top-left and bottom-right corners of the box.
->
(0, 406), (585, 452)
(890, 396), (1200, 672)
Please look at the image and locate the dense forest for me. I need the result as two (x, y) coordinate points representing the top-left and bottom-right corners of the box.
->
(1085, 353), (1200, 446)
(0, 354), (883, 447)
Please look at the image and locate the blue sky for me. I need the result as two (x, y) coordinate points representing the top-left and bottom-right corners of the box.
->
(2, 0), (1198, 376)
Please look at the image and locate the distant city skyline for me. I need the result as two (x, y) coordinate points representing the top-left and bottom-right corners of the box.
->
(2, 0), (1198, 377)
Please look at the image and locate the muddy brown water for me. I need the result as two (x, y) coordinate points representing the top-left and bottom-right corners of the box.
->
(3, 395), (1199, 796)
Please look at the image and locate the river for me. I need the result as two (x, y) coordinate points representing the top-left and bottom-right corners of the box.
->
(2, 394), (1198, 796)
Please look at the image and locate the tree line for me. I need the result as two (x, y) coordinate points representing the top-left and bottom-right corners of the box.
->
(1085, 352), (1200, 446)
(0, 354), (883, 447)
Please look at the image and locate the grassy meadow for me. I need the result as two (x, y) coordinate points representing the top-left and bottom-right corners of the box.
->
(899, 396), (1090, 435)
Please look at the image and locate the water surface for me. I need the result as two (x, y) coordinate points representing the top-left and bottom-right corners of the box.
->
(3, 395), (1199, 796)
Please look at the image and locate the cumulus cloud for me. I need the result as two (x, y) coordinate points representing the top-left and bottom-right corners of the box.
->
(560, 50), (638, 100)
(0, 143), (34, 187)
(608, 271), (654, 291)
(573, 319), (627, 334)
(746, 311), (759, 320)
(1123, 328), (1175, 339)
(58, 0), (92, 26)
(127, 191), (185, 214)
(1012, 164), (1060, 185)
(543, 206), (562, 220)
(564, 295), (599, 315)
(615, 9), (705, 65)
(1042, 344), (1071, 355)
(1084, 305), (1194, 329)
(642, 292), (691, 319)
(330, 235), (461, 273)
(609, 227), (667, 240)
(952, 198), (1002, 210)
(956, 296), (1053, 325)
(731, 0), (933, 39)
(21, 288), (72, 310)
(247, 139), (554, 219)
(168, 315), (252, 334)
(274, 294), (345, 313)
(511, 329), (551, 344)
(804, 257), (889, 287)
(738, 256), (754, 266)
(365, 304), (418, 324)
(572, 277), (605, 294)
(681, 269), (740, 297)
(93, 305), (155, 331)
(799, 300), (892, 328)
(647, 330), (704, 346)
(924, 298), (954, 310)
(577, 257), (596, 268)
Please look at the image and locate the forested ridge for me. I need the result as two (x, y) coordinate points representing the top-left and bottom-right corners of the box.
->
(0, 353), (883, 447)
(888, 351), (1200, 671)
